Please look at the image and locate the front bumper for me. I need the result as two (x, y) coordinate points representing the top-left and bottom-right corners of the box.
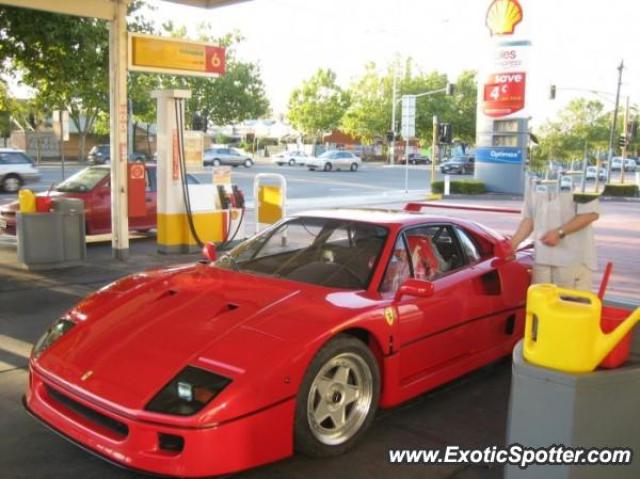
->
(25, 367), (295, 477)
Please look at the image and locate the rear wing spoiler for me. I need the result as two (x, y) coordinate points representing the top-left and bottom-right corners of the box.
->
(404, 202), (521, 215)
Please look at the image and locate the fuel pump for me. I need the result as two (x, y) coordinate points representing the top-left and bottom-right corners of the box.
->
(152, 89), (246, 253)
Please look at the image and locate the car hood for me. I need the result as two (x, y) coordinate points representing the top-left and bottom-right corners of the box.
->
(35, 264), (361, 411)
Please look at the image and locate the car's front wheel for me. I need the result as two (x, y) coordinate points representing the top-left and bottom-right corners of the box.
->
(323, 162), (333, 172)
(1, 174), (22, 193)
(244, 158), (253, 168)
(212, 158), (221, 167)
(294, 335), (380, 457)
(288, 159), (296, 166)
(350, 163), (359, 172)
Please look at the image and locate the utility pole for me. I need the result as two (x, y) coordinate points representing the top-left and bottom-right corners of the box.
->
(389, 71), (398, 165)
(431, 115), (438, 189)
(621, 96), (629, 184)
(606, 60), (624, 184)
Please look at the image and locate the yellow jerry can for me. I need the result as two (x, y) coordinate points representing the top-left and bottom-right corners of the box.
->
(18, 189), (36, 213)
(524, 284), (640, 373)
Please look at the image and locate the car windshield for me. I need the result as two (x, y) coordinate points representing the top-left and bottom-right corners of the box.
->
(56, 167), (109, 193)
(318, 151), (335, 159)
(215, 217), (388, 290)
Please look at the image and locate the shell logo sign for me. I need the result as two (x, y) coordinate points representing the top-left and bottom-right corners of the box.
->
(486, 0), (523, 36)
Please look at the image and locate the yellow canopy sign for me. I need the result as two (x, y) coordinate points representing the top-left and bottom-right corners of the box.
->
(129, 33), (225, 77)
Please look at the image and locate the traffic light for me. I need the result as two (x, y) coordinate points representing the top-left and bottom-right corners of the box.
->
(192, 113), (204, 131)
(549, 85), (556, 100)
(438, 123), (452, 144)
(386, 130), (395, 143)
(446, 83), (455, 96)
(618, 134), (627, 149)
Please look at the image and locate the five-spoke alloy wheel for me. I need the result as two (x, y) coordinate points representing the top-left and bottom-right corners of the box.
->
(295, 335), (380, 457)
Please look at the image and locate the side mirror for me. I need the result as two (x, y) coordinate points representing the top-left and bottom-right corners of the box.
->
(394, 278), (435, 302)
(202, 242), (217, 262)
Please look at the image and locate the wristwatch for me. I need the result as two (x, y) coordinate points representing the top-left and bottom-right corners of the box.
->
(558, 228), (566, 239)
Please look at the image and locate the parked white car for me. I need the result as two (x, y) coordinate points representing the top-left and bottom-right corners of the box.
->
(560, 175), (573, 191)
(306, 150), (362, 172)
(271, 150), (309, 166)
(585, 166), (607, 181)
(0, 148), (41, 192)
(610, 157), (637, 172)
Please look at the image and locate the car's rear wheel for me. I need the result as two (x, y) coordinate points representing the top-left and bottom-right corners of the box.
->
(2, 175), (22, 193)
(294, 335), (379, 457)
(323, 162), (333, 172)
(288, 159), (296, 166)
(212, 159), (221, 167)
(244, 158), (253, 168)
(350, 163), (358, 172)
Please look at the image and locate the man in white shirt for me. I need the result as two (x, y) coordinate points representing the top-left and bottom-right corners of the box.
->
(510, 180), (600, 290)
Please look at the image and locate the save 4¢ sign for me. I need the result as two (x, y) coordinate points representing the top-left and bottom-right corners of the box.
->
(483, 71), (526, 118)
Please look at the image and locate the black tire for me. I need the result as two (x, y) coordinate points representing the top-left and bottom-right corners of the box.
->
(288, 159), (296, 166)
(244, 158), (253, 168)
(323, 162), (333, 172)
(1, 174), (23, 193)
(212, 159), (221, 167)
(410, 159), (416, 165)
(294, 334), (380, 458)
(350, 163), (358, 172)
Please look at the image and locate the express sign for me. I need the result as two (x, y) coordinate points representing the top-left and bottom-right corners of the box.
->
(483, 72), (526, 117)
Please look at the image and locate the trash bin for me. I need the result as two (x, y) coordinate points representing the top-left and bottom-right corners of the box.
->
(505, 338), (640, 479)
(17, 197), (86, 270)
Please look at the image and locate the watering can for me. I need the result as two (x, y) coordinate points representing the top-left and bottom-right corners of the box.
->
(524, 284), (640, 373)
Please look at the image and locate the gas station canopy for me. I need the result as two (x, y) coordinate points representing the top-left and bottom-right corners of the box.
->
(0, 0), (250, 20)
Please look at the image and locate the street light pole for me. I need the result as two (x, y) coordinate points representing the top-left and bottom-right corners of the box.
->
(621, 95), (629, 185)
(390, 71), (398, 165)
(431, 115), (438, 189)
(606, 60), (623, 184)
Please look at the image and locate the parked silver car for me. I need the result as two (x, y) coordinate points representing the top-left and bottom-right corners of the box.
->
(306, 150), (362, 172)
(204, 147), (253, 168)
(0, 148), (40, 192)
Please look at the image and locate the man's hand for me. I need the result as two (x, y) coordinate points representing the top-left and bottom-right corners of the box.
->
(540, 228), (561, 246)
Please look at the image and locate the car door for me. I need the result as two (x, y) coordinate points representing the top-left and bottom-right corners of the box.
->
(337, 152), (352, 168)
(90, 176), (112, 234)
(380, 225), (472, 386)
(451, 224), (529, 351)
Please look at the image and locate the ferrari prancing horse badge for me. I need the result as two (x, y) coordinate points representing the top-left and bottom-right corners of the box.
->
(384, 307), (397, 326)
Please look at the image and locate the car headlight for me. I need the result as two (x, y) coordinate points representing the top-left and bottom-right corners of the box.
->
(32, 318), (76, 358)
(146, 366), (231, 416)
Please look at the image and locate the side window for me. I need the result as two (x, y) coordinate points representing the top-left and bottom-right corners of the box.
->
(380, 235), (412, 296)
(454, 226), (481, 263)
(3, 152), (31, 164)
(404, 225), (465, 279)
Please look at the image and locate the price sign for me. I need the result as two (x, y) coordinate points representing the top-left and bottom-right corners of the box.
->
(483, 72), (526, 118)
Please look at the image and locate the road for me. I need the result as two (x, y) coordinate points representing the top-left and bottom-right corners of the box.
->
(0, 162), (447, 205)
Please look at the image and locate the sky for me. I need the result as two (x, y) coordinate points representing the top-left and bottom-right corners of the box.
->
(146, 0), (640, 126)
(10, 0), (640, 127)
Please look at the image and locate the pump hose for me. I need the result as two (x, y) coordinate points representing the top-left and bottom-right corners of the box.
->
(174, 98), (203, 248)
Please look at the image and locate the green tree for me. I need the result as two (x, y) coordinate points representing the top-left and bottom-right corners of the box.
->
(340, 62), (391, 144)
(0, 1), (156, 160)
(339, 59), (476, 147)
(287, 68), (350, 141)
(533, 98), (610, 169)
(160, 24), (270, 129)
(0, 7), (109, 160)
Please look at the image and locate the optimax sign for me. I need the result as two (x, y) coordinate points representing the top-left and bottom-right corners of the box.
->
(483, 72), (526, 118)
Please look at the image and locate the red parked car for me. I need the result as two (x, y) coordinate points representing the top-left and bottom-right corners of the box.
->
(0, 165), (199, 235)
(24, 205), (533, 477)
